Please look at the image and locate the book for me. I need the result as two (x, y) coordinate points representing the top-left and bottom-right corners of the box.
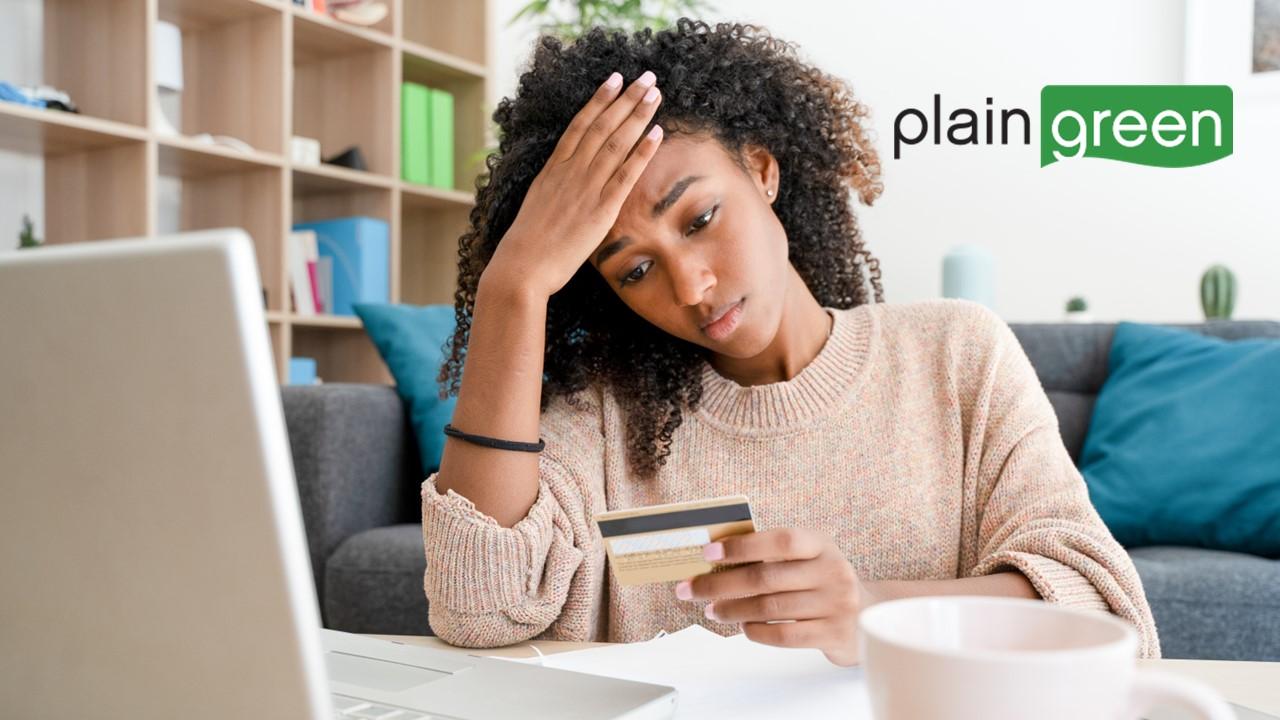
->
(316, 256), (333, 316)
(287, 230), (318, 316)
(291, 217), (389, 317)
(401, 82), (430, 185)
(302, 230), (323, 313)
(428, 87), (454, 189)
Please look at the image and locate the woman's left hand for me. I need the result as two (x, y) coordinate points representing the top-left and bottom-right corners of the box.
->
(675, 528), (876, 666)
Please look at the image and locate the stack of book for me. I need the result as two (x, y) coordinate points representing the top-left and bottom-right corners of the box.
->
(291, 217), (389, 317)
(288, 229), (327, 316)
(401, 82), (454, 190)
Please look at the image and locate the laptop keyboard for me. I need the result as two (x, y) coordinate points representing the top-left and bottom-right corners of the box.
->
(332, 693), (439, 719)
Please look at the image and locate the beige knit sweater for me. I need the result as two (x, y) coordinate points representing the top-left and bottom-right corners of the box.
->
(420, 298), (1161, 658)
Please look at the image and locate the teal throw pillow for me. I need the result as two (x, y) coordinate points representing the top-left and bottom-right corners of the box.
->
(353, 302), (457, 475)
(1080, 322), (1280, 557)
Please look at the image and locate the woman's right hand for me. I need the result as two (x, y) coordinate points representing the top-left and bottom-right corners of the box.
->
(484, 70), (664, 299)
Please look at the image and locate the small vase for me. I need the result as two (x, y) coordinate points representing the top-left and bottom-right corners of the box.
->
(942, 244), (996, 309)
(1063, 311), (1093, 323)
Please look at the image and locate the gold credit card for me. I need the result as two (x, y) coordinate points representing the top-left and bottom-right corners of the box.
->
(595, 495), (755, 586)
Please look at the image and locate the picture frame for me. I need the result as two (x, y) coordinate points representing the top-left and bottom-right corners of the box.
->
(1184, 0), (1280, 99)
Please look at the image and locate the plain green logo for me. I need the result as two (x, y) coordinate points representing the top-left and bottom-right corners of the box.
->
(1041, 85), (1233, 167)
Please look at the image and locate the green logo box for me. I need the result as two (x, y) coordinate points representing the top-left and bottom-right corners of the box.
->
(1040, 85), (1233, 168)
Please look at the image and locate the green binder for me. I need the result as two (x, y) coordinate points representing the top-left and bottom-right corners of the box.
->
(428, 87), (454, 190)
(401, 82), (430, 185)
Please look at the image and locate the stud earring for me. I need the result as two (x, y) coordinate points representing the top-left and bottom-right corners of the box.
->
(767, 189), (774, 196)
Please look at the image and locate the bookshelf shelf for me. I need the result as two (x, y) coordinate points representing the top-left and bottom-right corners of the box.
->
(292, 6), (394, 61)
(292, 42), (394, 177)
(400, 182), (475, 210)
(268, 322), (288, 373)
(43, 0), (149, 127)
(292, 323), (391, 384)
(159, 0), (282, 32)
(0, 103), (148, 156)
(290, 1), (394, 40)
(157, 135), (286, 176)
(402, 41), (488, 82)
(294, 163), (396, 192)
(52, 142), (152, 245)
(291, 314), (363, 329)
(159, 0), (287, 154)
(2, 0), (491, 384)
(158, 161), (286, 312)
(400, 63), (487, 194)
(292, 184), (392, 227)
(403, 1), (485, 67)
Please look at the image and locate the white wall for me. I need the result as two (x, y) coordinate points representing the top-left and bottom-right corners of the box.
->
(490, 0), (1280, 323)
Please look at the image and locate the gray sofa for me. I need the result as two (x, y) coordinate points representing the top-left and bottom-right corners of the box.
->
(281, 318), (1280, 660)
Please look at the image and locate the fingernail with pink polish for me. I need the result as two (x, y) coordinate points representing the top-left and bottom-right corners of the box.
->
(703, 542), (724, 562)
(704, 603), (718, 620)
(675, 580), (692, 600)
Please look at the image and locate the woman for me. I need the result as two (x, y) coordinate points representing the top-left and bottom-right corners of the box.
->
(422, 19), (1159, 666)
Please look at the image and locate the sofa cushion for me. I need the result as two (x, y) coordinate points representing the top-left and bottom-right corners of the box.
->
(1080, 322), (1280, 557)
(1009, 320), (1280, 466)
(1129, 546), (1280, 661)
(324, 524), (433, 636)
(353, 302), (458, 476)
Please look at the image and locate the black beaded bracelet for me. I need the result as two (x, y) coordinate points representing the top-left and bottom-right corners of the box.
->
(443, 423), (546, 453)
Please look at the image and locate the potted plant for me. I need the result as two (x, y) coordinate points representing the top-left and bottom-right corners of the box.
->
(1200, 264), (1237, 320)
(1063, 296), (1092, 323)
(18, 215), (42, 249)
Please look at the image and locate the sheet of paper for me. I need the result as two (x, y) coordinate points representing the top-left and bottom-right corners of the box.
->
(536, 625), (873, 719)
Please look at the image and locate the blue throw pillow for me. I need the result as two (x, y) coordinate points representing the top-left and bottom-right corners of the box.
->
(353, 303), (458, 475)
(1080, 322), (1280, 557)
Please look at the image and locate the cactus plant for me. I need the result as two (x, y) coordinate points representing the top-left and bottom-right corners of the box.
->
(18, 214), (41, 249)
(1062, 295), (1092, 322)
(1200, 264), (1236, 320)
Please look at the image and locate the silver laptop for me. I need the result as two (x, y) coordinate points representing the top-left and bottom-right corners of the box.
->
(0, 229), (677, 720)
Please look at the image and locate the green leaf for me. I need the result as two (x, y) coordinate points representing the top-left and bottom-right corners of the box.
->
(507, 0), (551, 27)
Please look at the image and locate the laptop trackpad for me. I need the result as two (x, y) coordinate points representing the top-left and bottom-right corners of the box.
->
(325, 651), (452, 692)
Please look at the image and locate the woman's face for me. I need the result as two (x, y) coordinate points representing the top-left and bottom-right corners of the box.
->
(589, 133), (788, 358)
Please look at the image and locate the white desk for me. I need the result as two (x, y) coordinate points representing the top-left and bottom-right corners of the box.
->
(372, 635), (1280, 715)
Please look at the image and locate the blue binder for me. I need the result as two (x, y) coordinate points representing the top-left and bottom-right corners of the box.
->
(291, 217), (389, 316)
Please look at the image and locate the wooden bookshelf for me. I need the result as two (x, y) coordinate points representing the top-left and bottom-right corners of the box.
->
(2, 0), (489, 384)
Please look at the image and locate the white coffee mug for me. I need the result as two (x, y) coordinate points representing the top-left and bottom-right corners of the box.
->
(858, 596), (1234, 720)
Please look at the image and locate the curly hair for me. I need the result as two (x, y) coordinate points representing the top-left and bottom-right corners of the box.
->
(438, 18), (885, 479)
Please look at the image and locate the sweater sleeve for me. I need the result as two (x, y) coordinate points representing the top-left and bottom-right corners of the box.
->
(955, 302), (1162, 659)
(419, 385), (609, 648)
